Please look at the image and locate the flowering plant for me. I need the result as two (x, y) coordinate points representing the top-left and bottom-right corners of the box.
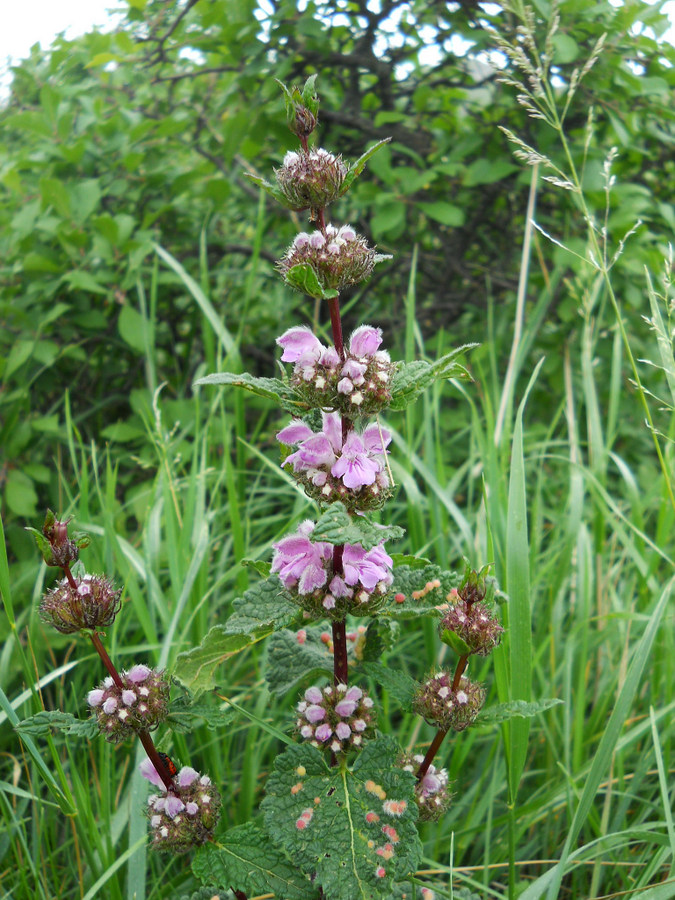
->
(22, 76), (555, 898)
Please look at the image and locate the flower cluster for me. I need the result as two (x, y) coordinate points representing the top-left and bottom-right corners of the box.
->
(412, 672), (485, 732)
(87, 665), (170, 743)
(275, 148), (347, 211)
(39, 574), (122, 634)
(296, 683), (375, 753)
(277, 324), (395, 417)
(271, 520), (393, 618)
(277, 224), (384, 294)
(399, 752), (452, 821)
(278, 411), (391, 511)
(141, 759), (221, 853)
(439, 598), (503, 657)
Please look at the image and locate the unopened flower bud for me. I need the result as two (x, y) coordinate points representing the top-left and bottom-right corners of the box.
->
(275, 148), (347, 211)
(88, 666), (169, 742)
(39, 574), (122, 634)
(413, 672), (485, 732)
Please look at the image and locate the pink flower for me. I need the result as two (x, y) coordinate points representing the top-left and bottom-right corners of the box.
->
(177, 767), (200, 788)
(140, 758), (166, 789)
(331, 432), (380, 489)
(271, 521), (332, 594)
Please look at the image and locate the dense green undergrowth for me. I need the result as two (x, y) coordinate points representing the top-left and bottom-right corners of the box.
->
(2, 1), (675, 898)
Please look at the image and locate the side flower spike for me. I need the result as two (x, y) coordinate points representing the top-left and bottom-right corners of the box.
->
(140, 759), (221, 853)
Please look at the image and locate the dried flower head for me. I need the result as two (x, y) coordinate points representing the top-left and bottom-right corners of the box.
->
(277, 324), (395, 417)
(296, 683), (375, 754)
(275, 148), (347, 211)
(271, 520), (393, 618)
(399, 752), (452, 821)
(39, 574), (122, 634)
(87, 665), (170, 743)
(140, 760), (221, 853)
(439, 599), (503, 657)
(413, 672), (485, 732)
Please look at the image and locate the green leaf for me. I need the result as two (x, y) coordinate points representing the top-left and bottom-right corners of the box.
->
(5, 470), (38, 517)
(15, 711), (98, 739)
(225, 576), (301, 637)
(341, 138), (393, 194)
(166, 696), (238, 734)
(284, 263), (338, 300)
(265, 627), (335, 695)
(415, 200), (465, 226)
(440, 628), (472, 657)
(463, 158), (519, 186)
(241, 558), (272, 578)
(173, 627), (255, 695)
(389, 553), (432, 569)
(361, 619), (399, 661)
(382, 564), (461, 618)
(310, 502), (404, 550)
(70, 179), (101, 223)
(118, 305), (148, 353)
(193, 371), (306, 412)
(245, 172), (293, 207)
(389, 346), (476, 411)
(24, 526), (53, 565)
(477, 698), (563, 726)
(261, 738), (421, 900)
(63, 271), (108, 295)
(193, 823), (316, 899)
(359, 662), (417, 710)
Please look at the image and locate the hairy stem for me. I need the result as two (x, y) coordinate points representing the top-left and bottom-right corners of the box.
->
(89, 632), (125, 690)
(416, 728), (448, 783)
(452, 654), (469, 691)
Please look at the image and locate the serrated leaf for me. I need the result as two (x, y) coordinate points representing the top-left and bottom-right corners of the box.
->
(166, 696), (238, 734)
(389, 346), (476, 411)
(262, 738), (421, 900)
(440, 628), (472, 657)
(173, 627), (254, 695)
(380, 564), (461, 618)
(266, 627), (335, 695)
(341, 138), (393, 195)
(193, 823), (316, 899)
(193, 371), (306, 413)
(477, 698), (563, 726)
(284, 263), (339, 300)
(15, 711), (98, 739)
(225, 576), (301, 636)
(310, 502), (404, 550)
(24, 526), (53, 564)
(359, 662), (418, 709)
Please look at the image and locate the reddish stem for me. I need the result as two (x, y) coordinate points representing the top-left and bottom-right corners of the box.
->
(327, 296), (345, 361)
(89, 632), (125, 690)
(62, 563), (78, 591)
(138, 731), (178, 793)
(415, 728), (448, 783)
(452, 654), (469, 691)
(317, 207), (326, 233)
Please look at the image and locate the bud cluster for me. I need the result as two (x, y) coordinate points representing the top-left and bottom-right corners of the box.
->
(275, 148), (347, 211)
(277, 324), (395, 417)
(87, 665), (170, 743)
(399, 752), (452, 821)
(39, 574), (122, 634)
(141, 760), (221, 853)
(412, 672), (485, 732)
(271, 520), (393, 618)
(296, 683), (375, 753)
(439, 598), (503, 657)
(277, 224), (383, 294)
(277, 411), (392, 512)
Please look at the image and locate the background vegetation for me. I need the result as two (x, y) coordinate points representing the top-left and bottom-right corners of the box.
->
(1, 0), (675, 898)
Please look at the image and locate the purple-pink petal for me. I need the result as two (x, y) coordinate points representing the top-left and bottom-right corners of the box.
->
(321, 412), (343, 454)
(165, 795), (186, 818)
(305, 686), (323, 704)
(305, 704), (326, 724)
(87, 689), (105, 707)
(277, 326), (322, 362)
(315, 724), (333, 742)
(140, 758), (166, 789)
(177, 766), (199, 788)
(335, 722), (352, 740)
(349, 325), (383, 357)
(277, 421), (314, 444)
(362, 424), (391, 453)
(337, 377), (354, 394)
(127, 664), (151, 683)
(335, 699), (357, 717)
